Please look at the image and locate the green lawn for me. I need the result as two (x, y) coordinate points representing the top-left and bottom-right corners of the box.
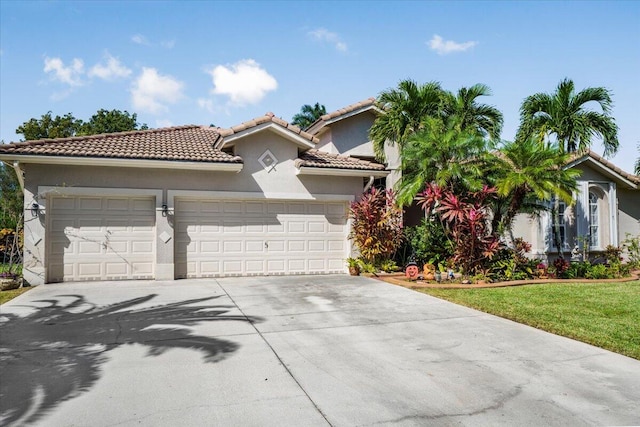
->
(0, 287), (32, 305)
(419, 281), (640, 360)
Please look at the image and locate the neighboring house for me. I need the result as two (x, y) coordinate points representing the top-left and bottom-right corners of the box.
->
(511, 150), (640, 262)
(0, 113), (387, 285)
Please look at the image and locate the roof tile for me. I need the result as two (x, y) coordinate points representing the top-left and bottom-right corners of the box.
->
(296, 149), (386, 171)
(215, 112), (319, 143)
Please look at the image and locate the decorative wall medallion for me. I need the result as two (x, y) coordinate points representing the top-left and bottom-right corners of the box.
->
(259, 149), (278, 172)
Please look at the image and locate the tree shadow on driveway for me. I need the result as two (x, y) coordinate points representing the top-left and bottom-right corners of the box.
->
(0, 293), (261, 426)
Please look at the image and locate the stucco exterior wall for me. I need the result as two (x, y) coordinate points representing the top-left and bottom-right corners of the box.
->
(618, 188), (640, 244)
(20, 129), (366, 285)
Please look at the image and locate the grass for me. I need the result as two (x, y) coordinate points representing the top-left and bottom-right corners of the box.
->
(419, 281), (640, 360)
(0, 287), (32, 305)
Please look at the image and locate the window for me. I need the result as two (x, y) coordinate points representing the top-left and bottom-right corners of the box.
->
(551, 201), (567, 249)
(589, 192), (599, 247)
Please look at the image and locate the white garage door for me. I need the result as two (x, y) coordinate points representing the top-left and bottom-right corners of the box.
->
(47, 195), (155, 282)
(174, 199), (348, 278)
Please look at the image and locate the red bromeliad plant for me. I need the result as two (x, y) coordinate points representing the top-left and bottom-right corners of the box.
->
(416, 183), (501, 275)
(348, 188), (404, 265)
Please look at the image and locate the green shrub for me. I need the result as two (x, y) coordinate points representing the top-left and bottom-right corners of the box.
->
(402, 218), (453, 267)
(379, 259), (400, 273)
(585, 264), (613, 280)
(623, 233), (640, 269)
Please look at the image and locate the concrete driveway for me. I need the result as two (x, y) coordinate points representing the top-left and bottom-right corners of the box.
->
(1, 276), (639, 426)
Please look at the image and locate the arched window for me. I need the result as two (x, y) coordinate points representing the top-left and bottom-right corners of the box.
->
(589, 192), (599, 247)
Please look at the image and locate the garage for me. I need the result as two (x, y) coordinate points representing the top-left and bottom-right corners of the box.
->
(47, 195), (156, 282)
(174, 198), (348, 278)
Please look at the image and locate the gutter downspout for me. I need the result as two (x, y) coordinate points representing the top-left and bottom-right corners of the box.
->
(363, 175), (375, 193)
(11, 161), (25, 192)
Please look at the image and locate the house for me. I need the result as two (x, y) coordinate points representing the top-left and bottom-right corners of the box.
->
(1, 99), (638, 285)
(0, 111), (388, 285)
(511, 150), (640, 261)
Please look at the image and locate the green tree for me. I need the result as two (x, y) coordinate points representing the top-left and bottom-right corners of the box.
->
(369, 79), (444, 162)
(441, 83), (503, 141)
(291, 103), (326, 130)
(635, 144), (640, 175)
(16, 109), (148, 141)
(490, 138), (580, 238)
(78, 109), (148, 135)
(397, 117), (489, 206)
(516, 78), (618, 257)
(16, 112), (80, 140)
(516, 78), (619, 156)
(0, 161), (22, 230)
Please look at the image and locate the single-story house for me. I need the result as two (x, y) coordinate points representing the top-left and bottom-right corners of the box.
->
(0, 110), (388, 285)
(1, 99), (638, 284)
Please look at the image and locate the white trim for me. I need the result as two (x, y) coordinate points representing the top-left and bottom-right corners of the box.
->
(167, 189), (355, 207)
(11, 161), (25, 192)
(218, 123), (316, 149)
(0, 154), (243, 172)
(296, 166), (389, 178)
(306, 105), (383, 135)
(609, 182), (618, 247)
(39, 186), (164, 209)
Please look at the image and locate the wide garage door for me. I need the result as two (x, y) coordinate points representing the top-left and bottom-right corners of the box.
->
(174, 199), (348, 278)
(47, 195), (155, 282)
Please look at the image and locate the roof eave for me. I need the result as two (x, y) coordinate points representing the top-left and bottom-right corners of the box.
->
(0, 154), (244, 172)
(218, 123), (317, 149)
(296, 166), (389, 178)
(307, 105), (383, 136)
(566, 156), (638, 190)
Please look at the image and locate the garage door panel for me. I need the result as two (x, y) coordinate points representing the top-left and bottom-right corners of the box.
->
(175, 198), (347, 278)
(48, 195), (155, 283)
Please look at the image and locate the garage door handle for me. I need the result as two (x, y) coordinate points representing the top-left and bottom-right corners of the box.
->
(265, 242), (268, 249)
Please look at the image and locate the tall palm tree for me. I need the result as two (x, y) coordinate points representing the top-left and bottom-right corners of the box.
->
(291, 103), (327, 130)
(369, 79), (444, 162)
(397, 117), (489, 206)
(517, 78), (619, 258)
(441, 83), (503, 141)
(517, 78), (619, 156)
(490, 138), (580, 239)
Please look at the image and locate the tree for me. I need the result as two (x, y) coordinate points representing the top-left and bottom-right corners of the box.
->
(517, 78), (619, 258)
(16, 109), (148, 141)
(397, 116), (489, 206)
(0, 161), (22, 230)
(635, 144), (640, 176)
(490, 138), (580, 238)
(78, 109), (148, 135)
(16, 112), (80, 140)
(517, 78), (619, 156)
(291, 103), (326, 130)
(369, 79), (444, 162)
(441, 83), (503, 141)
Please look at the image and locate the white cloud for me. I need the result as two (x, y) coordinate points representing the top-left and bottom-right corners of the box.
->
(131, 34), (150, 45)
(197, 98), (215, 114)
(156, 119), (174, 128)
(308, 28), (348, 52)
(131, 67), (184, 114)
(161, 40), (175, 49)
(428, 35), (477, 55)
(207, 59), (277, 106)
(88, 54), (132, 80)
(43, 57), (85, 86)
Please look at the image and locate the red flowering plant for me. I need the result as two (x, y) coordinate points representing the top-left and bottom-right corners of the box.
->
(416, 184), (501, 276)
(348, 188), (404, 266)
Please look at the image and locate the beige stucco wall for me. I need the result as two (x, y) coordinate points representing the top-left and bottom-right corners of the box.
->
(618, 188), (640, 245)
(20, 129), (366, 285)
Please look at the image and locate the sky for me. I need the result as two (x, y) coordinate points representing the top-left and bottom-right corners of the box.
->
(1, 1), (639, 173)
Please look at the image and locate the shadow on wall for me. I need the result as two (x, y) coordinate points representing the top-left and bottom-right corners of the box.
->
(0, 294), (262, 426)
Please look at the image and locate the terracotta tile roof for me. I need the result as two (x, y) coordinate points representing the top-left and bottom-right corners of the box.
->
(216, 112), (318, 144)
(582, 150), (640, 185)
(307, 98), (377, 133)
(296, 149), (386, 171)
(0, 125), (242, 163)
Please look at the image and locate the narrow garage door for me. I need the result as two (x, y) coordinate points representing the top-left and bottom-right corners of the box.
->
(47, 195), (155, 282)
(174, 199), (348, 278)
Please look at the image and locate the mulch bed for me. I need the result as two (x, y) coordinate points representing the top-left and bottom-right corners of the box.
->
(366, 271), (640, 289)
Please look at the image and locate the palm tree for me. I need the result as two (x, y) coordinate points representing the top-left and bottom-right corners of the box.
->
(291, 103), (327, 130)
(490, 138), (580, 240)
(369, 79), (444, 162)
(397, 117), (489, 206)
(441, 83), (503, 141)
(517, 78), (619, 258)
(635, 144), (640, 175)
(517, 78), (619, 156)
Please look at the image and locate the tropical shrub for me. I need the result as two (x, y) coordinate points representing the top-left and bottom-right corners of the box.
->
(416, 183), (501, 276)
(402, 218), (453, 267)
(348, 188), (404, 265)
(622, 233), (640, 269)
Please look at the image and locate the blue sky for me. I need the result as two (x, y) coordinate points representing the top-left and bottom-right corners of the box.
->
(1, 1), (639, 172)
